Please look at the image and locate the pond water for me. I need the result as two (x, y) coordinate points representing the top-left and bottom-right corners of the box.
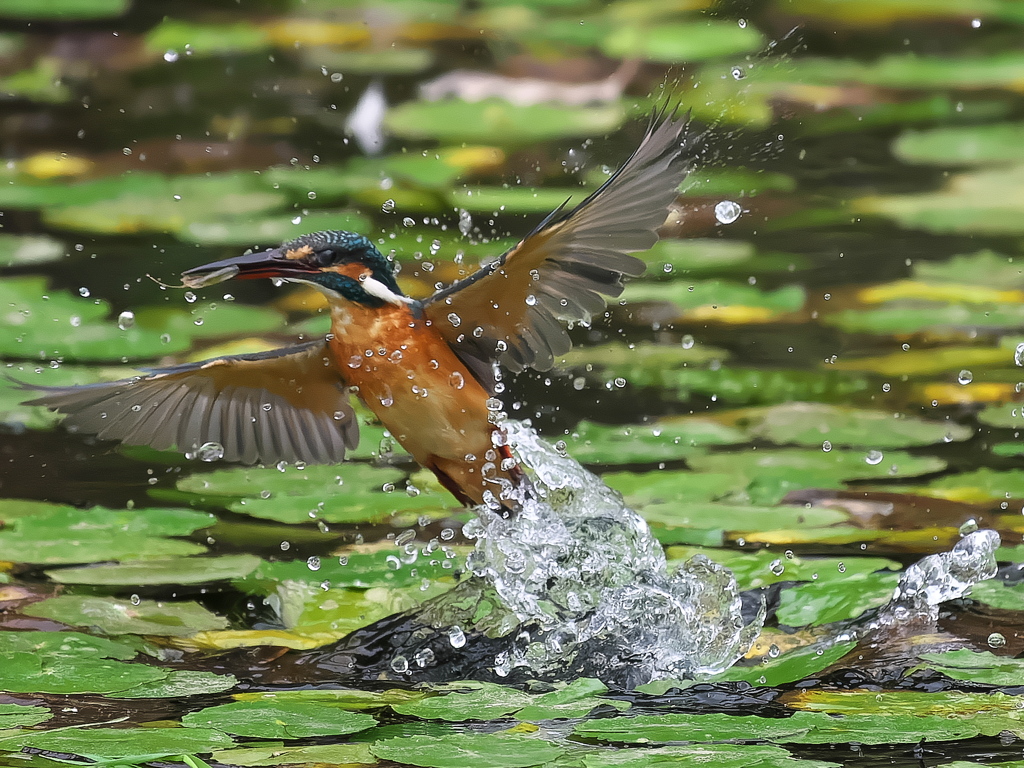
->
(2, 1), (1024, 767)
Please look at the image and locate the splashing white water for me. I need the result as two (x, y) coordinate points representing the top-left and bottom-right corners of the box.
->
(464, 420), (763, 685)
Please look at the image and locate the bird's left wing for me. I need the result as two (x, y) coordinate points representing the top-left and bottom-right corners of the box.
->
(21, 340), (357, 465)
(422, 111), (697, 387)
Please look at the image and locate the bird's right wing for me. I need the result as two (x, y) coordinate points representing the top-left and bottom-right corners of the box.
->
(20, 340), (357, 465)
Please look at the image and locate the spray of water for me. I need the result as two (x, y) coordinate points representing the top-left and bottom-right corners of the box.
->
(462, 420), (763, 685)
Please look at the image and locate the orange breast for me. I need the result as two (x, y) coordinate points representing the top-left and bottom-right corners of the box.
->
(326, 301), (515, 506)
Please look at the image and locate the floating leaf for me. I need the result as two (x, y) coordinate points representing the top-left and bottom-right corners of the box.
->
(392, 681), (532, 721)
(574, 711), (824, 744)
(23, 594), (228, 637)
(786, 690), (1024, 718)
(182, 700), (376, 739)
(108, 670), (238, 698)
(0, 0), (129, 20)
(144, 18), (270, 57)
(580, 743), (826, 768)
(0, 501), (211, 565)
(514, 678), (628, 721)
(831, 346), (1011, 376)
(776, 571), (900, 626)
(227, 488), (450, 525)
(919, 468), (1024, 502)
(0, 631), (166, 695)
(913, 249), (1024, 288)
(968, 579), (1024, 610)
(183, 209), (372, 247)
(0, 703), (52, 728)
(0, 233), (63, 266)
(385, 99), (625, 144)
(622, 281), (806, 323)
(894, 123), (1024, 166)
(176, 462), (403, 500)
(918, 649), (1024, 686)
(563, 418), (744, 464)
(559, 340), (729, 371)
(737, 402), (970, 448)
(372, 733), (565, 768)
(211, 743), (376, 767)
(449, 186), (584, 215)
(977, 402), (1024, 428)
(711, 641), (858, 687)
(3, 728), (234, 762)
(602, 21), (764, 63)
(46, 554), (261, 586)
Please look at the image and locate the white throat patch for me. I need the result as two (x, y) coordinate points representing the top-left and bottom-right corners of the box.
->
(361, 276), (413, 306)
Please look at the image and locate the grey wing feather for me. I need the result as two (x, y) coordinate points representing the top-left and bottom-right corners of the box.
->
(19, 340), (357, 466)
(425, 110), (698, 384)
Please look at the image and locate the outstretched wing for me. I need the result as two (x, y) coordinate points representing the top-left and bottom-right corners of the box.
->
(21, 340), (357, 465)
(423, 110), (697, 385)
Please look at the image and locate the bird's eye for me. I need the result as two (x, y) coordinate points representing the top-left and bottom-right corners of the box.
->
(311, 250), (337, 268)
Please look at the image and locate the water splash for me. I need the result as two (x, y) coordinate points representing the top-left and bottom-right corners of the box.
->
(879, 528), (1000, 625)
(463, 420), (762, 686)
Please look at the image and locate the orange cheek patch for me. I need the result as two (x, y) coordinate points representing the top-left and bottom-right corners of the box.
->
(285, 245), (314, 260)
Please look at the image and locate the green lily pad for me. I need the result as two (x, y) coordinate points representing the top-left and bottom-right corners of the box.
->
(710, 641), (858, 687)
(978, 403), (1024, 429)
(227, 487), (450, 525)
(2, 727), (235, 762)
(183, 209), (372, 247)
(831, 345), (1012, 377)
(0, 233), (63, 266)
(581, 743), (834, 768)
(563, 418), (744, 465)
(923, 468), (1024, 501)
(144, 18), (270, 57)
(23, 594), (228, 636)
(604, 470), (747, 506)
(38, 172), (287, 236)
(776, 571), (900, 626)
(645, 503), (847, 535)
(212, 743), (376, 767)
(918, 649), (1024, 686)
(108, 670), (238, 698)
(305, 45), (434, 75)
(235, 687), (425, 709)
(682, 168), (796, 197)
(559, 340), (729, 371)
(182, 700), (376, 739)
(738, 402), (970, 448)
(912, 250), (1024, 288)
(0, 0), (129, 19)
(385, 99), (625, 144)
(968, 579), (1024, 610)
(789, 690), (1024, 718)
(449, 186), (585, 215)
(46, 554), (262, 586)
(823, 302), (1024, 334)
(236, 549), (463, 594)
(0, 704), (52, 728)
(573, 711), (824, 744)
(371, 733), (565, 768)
(177, 462), (404, 499)
(0, 631), (167, 695)
(0, 501), (211, 565)
(894, 123), (1024, 166)
(392, 681), (532, 721)
(855, 164), (1024, 235)
(602, 21), (764, 63)
(622, 281), (806, 319)
(0, 275), (285, 361)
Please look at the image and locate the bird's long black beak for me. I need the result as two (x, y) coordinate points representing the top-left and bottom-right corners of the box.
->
(181, 248), (320, 289)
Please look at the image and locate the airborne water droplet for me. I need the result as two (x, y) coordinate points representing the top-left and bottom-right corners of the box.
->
(381, 199), (396, 213)
(714, 200), (741, 224)
(196, 441), (224, 462)
(865, 450), (884, 465)
(117, 310), (135, 330)
(448, 626), (466, 648)
(958, 369), (973, 385)
(1015, 343), (1024, 367)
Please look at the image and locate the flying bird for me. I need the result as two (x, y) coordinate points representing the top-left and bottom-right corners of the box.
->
(26, 112), (696, 507)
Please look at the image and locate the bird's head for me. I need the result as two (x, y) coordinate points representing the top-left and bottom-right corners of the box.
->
(181, 230), (408, 307)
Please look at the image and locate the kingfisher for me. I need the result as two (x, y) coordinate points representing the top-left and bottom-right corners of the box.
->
(26, 112), (696, 508)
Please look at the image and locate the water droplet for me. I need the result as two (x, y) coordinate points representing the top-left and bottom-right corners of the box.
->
(958, 369), (973, 385)
(448, 625), (466, 648)
(163, 50), (179, 62)
(306, 556), (321, 571)
(865, 450), (884, 465)
(448, 371), (465, 390)
(738, 18), (747, 27)
(486, 397), (503, 411)
(379, 385), (394, 408)
(822, 440), (832, 453)
(731, 66), (745, 80)
(525, 294), (537, 306)
(381, 199), (396, 213)
(769, 559), (784, 576)
(413, 647), (435, 667)
(130, 593), (141, 606)
(402, 216), (415, 227)
(458, 208), (472, 236)
(714, 200), (741, 224)
(447, 312), (461, 327)
(184, 291), (197, 303)
(78, 287), (90, 297)
(1015, 343), (1024, 367)
(390, 654), (409, 673)
(117, 310), (135, 330)
(196, 441), (224, 462)
(767, 644), (781, 658)
(988, 632), (1007, 648)
(681, 334), (695, 350)
(959, 518), (979, 536)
